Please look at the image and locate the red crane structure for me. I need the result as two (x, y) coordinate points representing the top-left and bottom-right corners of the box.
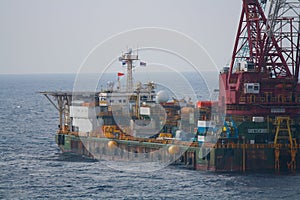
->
(219, 0), (300, 119)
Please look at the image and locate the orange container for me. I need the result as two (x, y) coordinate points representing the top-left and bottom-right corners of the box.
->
(196, 101), (212, 108)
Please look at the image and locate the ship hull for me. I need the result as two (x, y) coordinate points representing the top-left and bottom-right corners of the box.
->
(56, 134), (300, 173)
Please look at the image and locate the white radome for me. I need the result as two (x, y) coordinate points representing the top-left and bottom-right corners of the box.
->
(156, 90), (169, 103)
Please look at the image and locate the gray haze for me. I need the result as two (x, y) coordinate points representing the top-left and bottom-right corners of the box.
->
(0, 0), (241, 74)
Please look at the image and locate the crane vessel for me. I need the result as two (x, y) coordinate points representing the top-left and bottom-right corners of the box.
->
(42, 0), (300, 173)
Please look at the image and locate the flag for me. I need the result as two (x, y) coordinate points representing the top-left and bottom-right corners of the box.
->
(140, 61), (146, 66)
(118, 72), (125, 77)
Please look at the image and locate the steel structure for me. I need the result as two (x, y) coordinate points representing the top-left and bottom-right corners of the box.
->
(219, 0), (300, 117)
(229, 0), (299, 80)
(119, 48), (139, 93)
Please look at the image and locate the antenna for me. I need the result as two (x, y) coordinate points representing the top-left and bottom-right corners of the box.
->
(119, 48), (139, 92)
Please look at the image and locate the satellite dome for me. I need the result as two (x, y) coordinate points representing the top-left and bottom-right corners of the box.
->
(156, 90), (169, 103)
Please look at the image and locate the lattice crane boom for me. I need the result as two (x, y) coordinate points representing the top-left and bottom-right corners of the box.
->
(228, 0), (300, 84)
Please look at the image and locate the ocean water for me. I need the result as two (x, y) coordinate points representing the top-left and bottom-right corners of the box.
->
(1, 74), (300, 199)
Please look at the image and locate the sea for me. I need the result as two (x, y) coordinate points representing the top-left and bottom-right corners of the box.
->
(1, 73), (300, 199)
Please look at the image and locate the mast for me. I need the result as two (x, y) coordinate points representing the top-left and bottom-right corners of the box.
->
(119, 48), (139, 92)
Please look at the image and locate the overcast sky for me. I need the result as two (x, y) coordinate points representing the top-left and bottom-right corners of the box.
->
(0, 0), (242, 74)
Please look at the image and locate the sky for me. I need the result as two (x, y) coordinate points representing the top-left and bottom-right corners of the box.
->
(0, 0), (242, 74)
